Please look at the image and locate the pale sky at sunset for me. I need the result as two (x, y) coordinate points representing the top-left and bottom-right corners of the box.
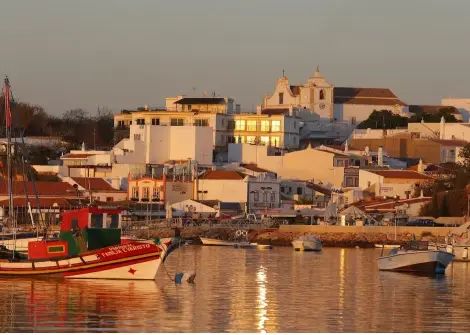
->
(1, 0), (469, 115)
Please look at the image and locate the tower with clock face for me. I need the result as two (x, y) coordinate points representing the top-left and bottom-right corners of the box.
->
(305, 66), (334, 120)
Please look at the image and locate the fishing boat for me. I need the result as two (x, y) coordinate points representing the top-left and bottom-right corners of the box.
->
(0, 207), (179, 279)
(292, 234), (322, 251)
(378, 241), (454, 274)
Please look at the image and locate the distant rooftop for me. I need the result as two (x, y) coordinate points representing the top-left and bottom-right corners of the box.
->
(174, 97), (226, 105)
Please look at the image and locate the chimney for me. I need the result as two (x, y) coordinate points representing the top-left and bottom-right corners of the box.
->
(378, 146), (384, 167)
(439, 116), (445, 139)
(417, 158), (424, 173)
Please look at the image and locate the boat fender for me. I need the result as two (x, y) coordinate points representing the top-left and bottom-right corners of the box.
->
(242, 230), (248, 237)
(175, 272), (196, 284)
(235, 230), (242, 237)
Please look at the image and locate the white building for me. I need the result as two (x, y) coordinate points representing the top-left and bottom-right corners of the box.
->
(261, 67), (409, 124)
(114, 124), (213, 165)
(441, 98), (470, 122)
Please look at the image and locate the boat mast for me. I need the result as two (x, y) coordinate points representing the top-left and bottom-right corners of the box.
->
(3, 76), (15, 256)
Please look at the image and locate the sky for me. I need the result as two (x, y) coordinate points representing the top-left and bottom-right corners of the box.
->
(0, 0), (469, 116)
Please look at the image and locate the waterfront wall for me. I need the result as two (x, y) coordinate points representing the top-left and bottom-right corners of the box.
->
(130, 224), (454, 248)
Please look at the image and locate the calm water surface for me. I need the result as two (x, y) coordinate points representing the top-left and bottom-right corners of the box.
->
(0, 246), (469, 332)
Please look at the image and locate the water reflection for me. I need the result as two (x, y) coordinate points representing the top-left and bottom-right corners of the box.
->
(256, 265), (267, 333)
(0, 247), (469, 332)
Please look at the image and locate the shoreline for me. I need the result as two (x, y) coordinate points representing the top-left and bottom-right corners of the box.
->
(131, 225), (453, 248)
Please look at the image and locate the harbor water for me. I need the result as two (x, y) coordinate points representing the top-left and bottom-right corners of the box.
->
(0, 246), (469, 332)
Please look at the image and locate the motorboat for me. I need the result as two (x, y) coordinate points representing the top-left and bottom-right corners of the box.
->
(292, 234), (322, 251)
(375, 244), (401, 249)
(378, 241), (454, 274)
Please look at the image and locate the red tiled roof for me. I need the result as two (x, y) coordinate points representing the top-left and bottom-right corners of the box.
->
(61, 153), (94, 159)
(199, 170), (246, 180)
(430, 139), (468, 147)
(0, 197), (73, 208)
(334, 87), (406, 106)
(351, 197), (432, 212)
(334, 87), (399, 99)
(72, 178), (121, 192)
(0, 181), (77, 196)
(260, 108), (289, 115)
(367, 170), (433, 180)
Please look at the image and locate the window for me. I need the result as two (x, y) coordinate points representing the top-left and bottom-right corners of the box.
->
(263, 192), (268, 202)
(296, 187), (303, 195)
(246, 136), (256, 144)
(228, 120), (236, 130)
(153, 187), (160, 200)
(48, 245), (65, 253)
(254, 192), (259, 202)
(260, 136), (270, 145)
(132, 187), (139, 199)
(260, 120), (270, 132)
(280, 186), (285, 193)
(133, 134), (141, 141)
(136, 118), (145, 125)
(171, 118), (184, 126)
(270, 192), (275, 202)
(142, 187), (150, 199)
(351, 117), (357, 125)
(235, 120), (246, 131)
(270, 136), (280, 147)
(279, 92), (284, 104)
(91, 214), (103, 228)
(187, 104), (192, 111)
(151, 118), (160, 125)
(194, 119), (209, 126)
(106, 197), (113, 202)
(247, 120), (257, 131)
(271, 120), (281, 132)
(237, 136), (245, 143)
(319, 89), (325, 100)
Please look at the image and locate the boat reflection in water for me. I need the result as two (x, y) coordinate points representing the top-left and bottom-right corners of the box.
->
(1, 247), (470, 332)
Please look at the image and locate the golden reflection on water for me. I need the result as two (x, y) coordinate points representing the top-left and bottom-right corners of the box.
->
(256, 265), (268, 333)
(1, 247), (470, 332)
(338, 247), (346, 329)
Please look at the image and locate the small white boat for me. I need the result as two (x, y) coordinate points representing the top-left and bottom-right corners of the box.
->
(378, 241), (454, 274)
(446, 244), (470, 262)
(292, 234), (322, 251)
(375, 244), (401, 249)
(200, 237), (235, 247)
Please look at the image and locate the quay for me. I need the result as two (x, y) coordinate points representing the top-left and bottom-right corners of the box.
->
(125, 222), (455, 248)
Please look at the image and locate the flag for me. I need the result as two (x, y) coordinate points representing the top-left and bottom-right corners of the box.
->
(3, 77), (11, 128)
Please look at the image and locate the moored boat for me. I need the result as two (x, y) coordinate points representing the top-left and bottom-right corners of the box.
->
(200, 237), (235, 247)
(378, 241), (454, 274)
(0, 207), (180, 279)
(445, 222), (470, 262)
(375, 244), (401, 249)
(292, 234), (322, 251)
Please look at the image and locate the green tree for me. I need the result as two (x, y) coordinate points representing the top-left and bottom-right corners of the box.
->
(356, 110), (409, 129)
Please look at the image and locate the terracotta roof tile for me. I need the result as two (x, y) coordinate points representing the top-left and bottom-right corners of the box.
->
(72, 178), (121, 192)
(367, 170), (433, 180)
(334, 87), (406, 106)
(0, 180), (77, 196)
(199, 170), (246, 180)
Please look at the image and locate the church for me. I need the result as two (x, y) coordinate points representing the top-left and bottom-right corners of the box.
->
(261, 67), (409, 125)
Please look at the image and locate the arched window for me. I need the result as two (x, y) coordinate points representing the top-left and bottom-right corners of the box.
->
(319, 89), (325, 100)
